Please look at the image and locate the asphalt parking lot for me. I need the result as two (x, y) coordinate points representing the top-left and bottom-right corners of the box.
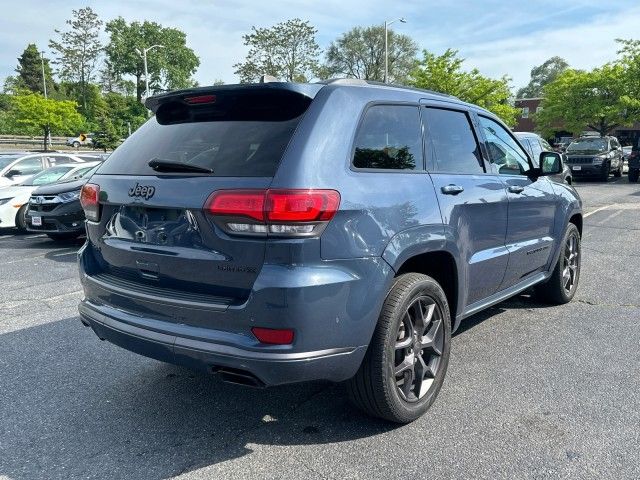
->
(1, 177), (639, 480)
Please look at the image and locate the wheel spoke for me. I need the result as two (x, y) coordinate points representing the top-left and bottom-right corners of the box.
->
(413, 354), (427, 396)
(394, 353), (414, 376)
(411, 300), (426, 333)
(420, 318), (443, 356)
(395, 335), (412, 350)
(400, 367), (415, 400)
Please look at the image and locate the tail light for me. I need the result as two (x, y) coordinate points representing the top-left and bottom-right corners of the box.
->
(251, 327), (294, 345)
(80, 183), (100, 222)
(205, 189), (340, 237)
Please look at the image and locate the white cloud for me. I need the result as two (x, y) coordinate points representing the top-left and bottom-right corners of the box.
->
(0, 0), (639, 91)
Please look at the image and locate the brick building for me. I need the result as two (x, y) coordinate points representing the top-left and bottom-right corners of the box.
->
(513, 97), (640, 146)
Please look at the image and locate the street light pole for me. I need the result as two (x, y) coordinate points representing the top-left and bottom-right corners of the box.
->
(384, 18), (406, 83)
(136, 44), (165, 102)
(40, 51), (51, 149)
(40, 51), (47, 99)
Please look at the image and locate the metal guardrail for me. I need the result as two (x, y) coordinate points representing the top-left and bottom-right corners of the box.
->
(0, 135), (70, 147)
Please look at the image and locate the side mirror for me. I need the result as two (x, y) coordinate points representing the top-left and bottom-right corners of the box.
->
(5, 169), (21, 178)
(539, 152), (562, 175)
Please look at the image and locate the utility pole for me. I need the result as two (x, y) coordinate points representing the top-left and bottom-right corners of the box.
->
(41, 51), (51, 149)
(40, 51), (47, 98)
(384, 18), (406, 83)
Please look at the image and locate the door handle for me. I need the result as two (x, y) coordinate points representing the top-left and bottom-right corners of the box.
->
(508, 185), (525, 194)
(441, 184), (464, 195)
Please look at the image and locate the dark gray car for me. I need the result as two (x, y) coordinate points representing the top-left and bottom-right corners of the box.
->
(564, 136), (624, 181)
(77, 80), (582, 423)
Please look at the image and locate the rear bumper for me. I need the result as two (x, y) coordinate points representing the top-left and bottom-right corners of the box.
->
(79, 300), (366, 386)
(78, 244), (393, 386)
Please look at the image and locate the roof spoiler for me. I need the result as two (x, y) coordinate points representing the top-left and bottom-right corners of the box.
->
(145, 82), (323, 113)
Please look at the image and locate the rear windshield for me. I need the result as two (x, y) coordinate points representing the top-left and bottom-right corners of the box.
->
(98, 92), (310, 177)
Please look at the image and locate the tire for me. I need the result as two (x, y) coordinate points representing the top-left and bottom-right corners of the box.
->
(47, 232), (80, 241)
(72, 141), (80, 148)
(600, 163), (610, 182)
(629, 169), (639, 183)
(14, 205), (27, 232)
(535, 223), (581, 305)
(347, 273), (452, 423)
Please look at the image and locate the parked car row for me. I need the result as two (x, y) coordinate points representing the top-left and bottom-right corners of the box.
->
(0, 151), (108, 239)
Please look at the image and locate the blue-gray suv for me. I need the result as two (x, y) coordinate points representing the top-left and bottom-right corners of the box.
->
(78, 80), (582, 423)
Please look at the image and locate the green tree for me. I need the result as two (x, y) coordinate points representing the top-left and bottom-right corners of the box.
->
(10, 93), (83, 150)
(49, 7), (103, 114)
(15, 44), (55, 95)
(92, 115), (120, 151)
(103, 92), (147, 137)
(234, 19), (321, 83)
(410, 49), (519, 126)
(59, 81), (106, 124)
(105, 18), (200, 102)
(324, 25), (418, 83)
(615, 38), (640, 117)
(536, 65), (633, 137)
(516, 56), (569, 99)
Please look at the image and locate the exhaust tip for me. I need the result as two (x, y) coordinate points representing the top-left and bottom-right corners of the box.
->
(212, 366), (265, 388)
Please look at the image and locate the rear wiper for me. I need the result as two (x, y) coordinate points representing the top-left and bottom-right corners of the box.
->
(148, 158), (213, 173)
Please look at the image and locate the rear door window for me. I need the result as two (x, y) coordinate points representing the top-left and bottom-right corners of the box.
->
(352, 105), (423, 171)
(98, 91), (311, 177)
(422, 107), (484, 174)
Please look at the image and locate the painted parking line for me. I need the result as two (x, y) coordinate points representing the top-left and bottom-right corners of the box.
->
(583, 204), (616, 218)
(584, 202), (640, 218)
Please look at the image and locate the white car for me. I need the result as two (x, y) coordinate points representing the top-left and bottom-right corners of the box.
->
(0, 162), (100, 231)
(0, 152), (89, 188)
(66, 134), (93, 147)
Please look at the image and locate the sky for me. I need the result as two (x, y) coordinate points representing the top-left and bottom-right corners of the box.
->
(1, 0), (639, 92)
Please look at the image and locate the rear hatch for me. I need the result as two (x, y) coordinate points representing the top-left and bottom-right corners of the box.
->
(83, 84), (321, 307)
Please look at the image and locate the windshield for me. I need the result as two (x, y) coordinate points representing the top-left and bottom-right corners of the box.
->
(61, 163), (101, 182)
(0, 156), (20, 170)
(567, 138), (607, 153)
(23, 166), (75, 186)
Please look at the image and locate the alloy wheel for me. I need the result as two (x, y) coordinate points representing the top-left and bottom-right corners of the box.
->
(562, 233), (579, 294)
(393, 296), (444, 402)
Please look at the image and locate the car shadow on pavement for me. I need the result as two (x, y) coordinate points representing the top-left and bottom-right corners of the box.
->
(0, 317), (396, 480)
(454, 292), (551, 337)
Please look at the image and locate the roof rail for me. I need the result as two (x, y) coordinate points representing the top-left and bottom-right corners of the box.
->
(323, 78), (369, 86)
(319, 77), (459, 100)
(259, 74), (280, 83)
